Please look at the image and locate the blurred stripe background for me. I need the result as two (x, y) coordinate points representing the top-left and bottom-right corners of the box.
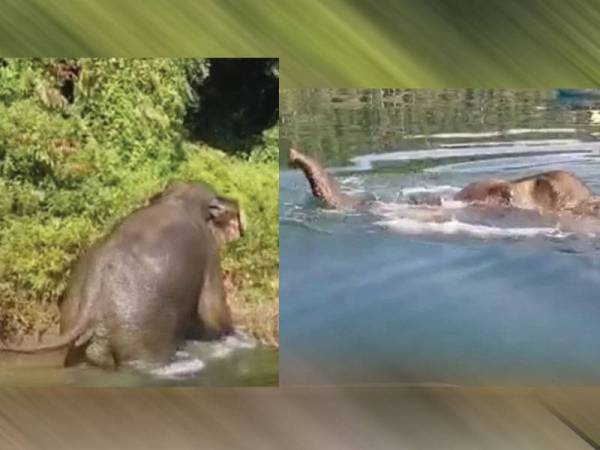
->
(1, 387), (599, 449)
(1, 0), (600, 86)
(3, 0), (600, 448)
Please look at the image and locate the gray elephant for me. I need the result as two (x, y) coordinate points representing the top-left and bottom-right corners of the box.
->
(1, 181), (245, 369)
(289, 148), (600, 215)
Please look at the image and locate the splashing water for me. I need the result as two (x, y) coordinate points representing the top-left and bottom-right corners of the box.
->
(144, 329), (257, 380)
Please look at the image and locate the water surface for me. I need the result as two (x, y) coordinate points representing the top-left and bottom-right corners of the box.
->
(280, 89), (600, 386)
(0, 332), (278, 387)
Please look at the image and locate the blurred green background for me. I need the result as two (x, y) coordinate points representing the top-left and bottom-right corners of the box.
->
(1, 1), (600, 447)
(1, 0), (600, 86)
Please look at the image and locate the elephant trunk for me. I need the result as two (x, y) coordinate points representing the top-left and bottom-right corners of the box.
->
(289, 148), (361, 209)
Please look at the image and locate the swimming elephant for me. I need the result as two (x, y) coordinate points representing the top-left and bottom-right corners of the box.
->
(0, 181), (245, 369)
(289, 147), (600, 215)
(454, 171), (596, 213)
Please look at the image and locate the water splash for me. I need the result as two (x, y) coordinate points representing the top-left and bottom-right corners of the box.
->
(129, 330), (257, 381)
(400, 185), (461, 195)
(376, 216), (569, 239)
(209, 330), (256, 359)
(147, 356), (206, 380)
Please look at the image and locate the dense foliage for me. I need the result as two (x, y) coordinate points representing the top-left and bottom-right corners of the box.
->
(186, 58), (278, 153)
(0, 58), (278, 345)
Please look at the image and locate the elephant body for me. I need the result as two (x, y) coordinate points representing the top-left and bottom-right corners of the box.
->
(290, 148), (599, 216)
(455, 170), (594, 213)
(2, 182), (244, 369)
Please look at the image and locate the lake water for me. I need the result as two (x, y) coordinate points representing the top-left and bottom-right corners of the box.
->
(280, 89), (600, 386)
(0, 331), (278, 387)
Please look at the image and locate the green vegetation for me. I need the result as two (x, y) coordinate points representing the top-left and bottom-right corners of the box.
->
(280, 88), (592, 165)
(0, 58), (278, 346)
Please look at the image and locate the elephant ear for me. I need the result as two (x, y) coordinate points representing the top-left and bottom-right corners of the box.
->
(209, 196), (246, 237)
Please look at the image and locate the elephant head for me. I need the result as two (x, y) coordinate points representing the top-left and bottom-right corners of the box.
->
(454, 179), (513, 206)
(151, 181), (245, 247)
(207, 196), (245, 246)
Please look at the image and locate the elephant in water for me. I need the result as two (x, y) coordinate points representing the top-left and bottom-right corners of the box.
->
(1, 182), (245, 369)
(454, 171), (598, 214)
(289, 148), (600, 216)
(288, 148), (363, 209)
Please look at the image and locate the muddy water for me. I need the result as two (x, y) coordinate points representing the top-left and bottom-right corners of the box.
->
(0, 331), (278, 387)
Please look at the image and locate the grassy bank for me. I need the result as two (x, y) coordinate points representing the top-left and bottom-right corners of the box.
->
(0, 58), (278, 346)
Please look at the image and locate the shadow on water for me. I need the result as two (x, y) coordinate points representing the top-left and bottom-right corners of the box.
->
(280, 88), (600, 386)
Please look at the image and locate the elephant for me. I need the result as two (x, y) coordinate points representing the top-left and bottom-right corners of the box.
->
(0, 181), (245, 369)
(289, 147), (600, 215)
(454, 171), (595, 214)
